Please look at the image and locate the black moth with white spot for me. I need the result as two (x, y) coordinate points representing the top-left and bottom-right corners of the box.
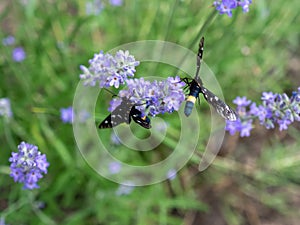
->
(98, 98), (151, 129)
(182, 37), (238, 121)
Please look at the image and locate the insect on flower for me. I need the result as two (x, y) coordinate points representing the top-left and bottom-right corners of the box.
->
(98, 96), (151, 129)
(99, 76), (186, 129)
(182, 37), (238, 121)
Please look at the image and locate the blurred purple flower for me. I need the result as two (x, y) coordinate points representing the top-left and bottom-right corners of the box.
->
(60, 107), (90, 124)
(2, 35), (15, 46)
(12, 47), (26, 62)
(0, 217), (6, 225)
(110, 132), (122, 145)
(60, 106), (74, 124)
(108, 161), (121, 174)
(237, 0), (252, 13)
(225, 118), (253, 137)
(109, 0), (123, 6)
(9, 142), (49, 190)
(214, 0), (252, 16)
(239, 119), (253, 137)
(233, 96), (251, 107)
(78, 110), (91, 122)
(86, 0), (104, 15)
(166, 169), (177, 180)
(0, 98), (13, 118)
(115, 182), (135, 196)
(225, 119), (240, 135)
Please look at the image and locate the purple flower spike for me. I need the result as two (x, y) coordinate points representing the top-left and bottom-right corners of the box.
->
(214, 0), (237, 17)
(226, 87), (300, 137)
(111, 76), (186, 117)
(214, 0), (252, 16)
(9, 142), (50, 190)
(80, 50), (139, 89)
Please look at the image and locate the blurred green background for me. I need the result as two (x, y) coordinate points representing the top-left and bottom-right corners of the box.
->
(1, 0), (300, 224)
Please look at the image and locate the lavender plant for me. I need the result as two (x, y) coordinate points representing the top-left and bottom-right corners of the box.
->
(79, 50), (139, 88)
(80, 0), (254, 122)
(111, 76), (186, 117)
(9, 142), (50, 190)
(226, 88), (300, 137)
(213, 0), (252, 17)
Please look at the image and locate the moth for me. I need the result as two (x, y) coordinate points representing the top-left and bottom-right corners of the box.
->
(182, 37), (237, 121)
(99, 98), (151, 129)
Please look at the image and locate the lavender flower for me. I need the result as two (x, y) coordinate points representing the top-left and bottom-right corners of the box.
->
(237, 0), (252, 13)
(2, 35), (15, 46)
(109, 76), (186, 117)
(115, 182), (135, 196)
(80, 50), (139, 88)
(213, 0), (237, 17)
(213, 0), (252, 17)
(86, 0), (104, 15)
(166, 169), (177, 180)
(9, 142), (50, 190)
(60, 107), (90, 124)
(0, 217), (6, 225)
(255, 90), (300, 131)
(225, 96), (253, 137)
(60, 106), (74, 124)
(108, 161), (121, 174)
(109, 0), (123, 6)
(12, 47), (26, 62)
(233, 96), (251, 108)
(0, 98), (13, 118)
(226, 87), (300, 137)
